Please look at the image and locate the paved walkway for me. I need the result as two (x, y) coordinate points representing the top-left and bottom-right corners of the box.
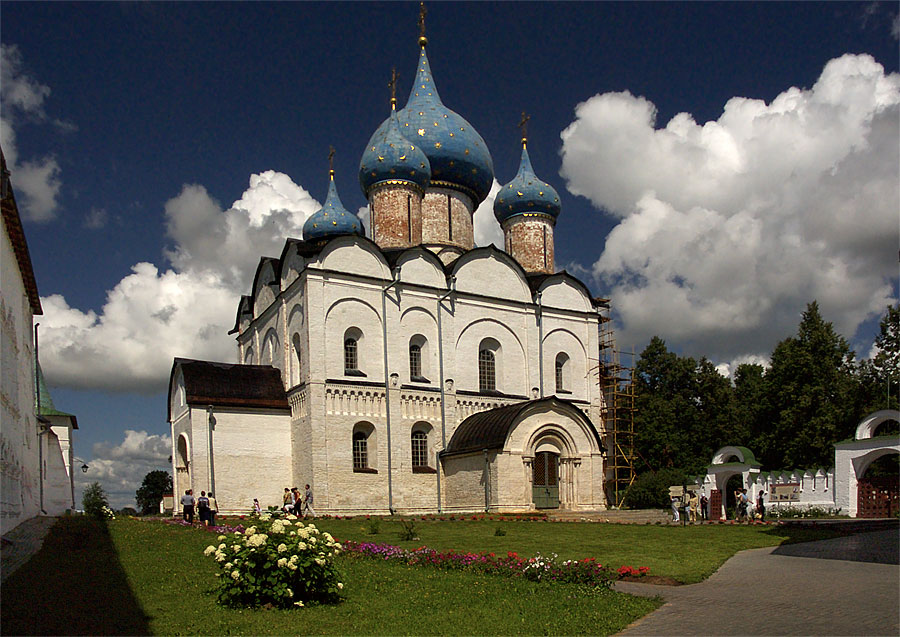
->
(0, 516), (57, 585)
(615, 528), (900, 636)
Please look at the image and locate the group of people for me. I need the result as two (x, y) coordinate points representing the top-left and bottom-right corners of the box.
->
(671, 487), (769, 523)
(281, 484), (316, 517)
(179, 489), (218, 526)
(734, 488), (767, 521)
(670, 491), (709, 523)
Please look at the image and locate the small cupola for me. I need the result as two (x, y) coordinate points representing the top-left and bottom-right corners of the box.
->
(303, 153), (364, 244)
(494, 142), (560, 225)
(494, 118), (561, 275)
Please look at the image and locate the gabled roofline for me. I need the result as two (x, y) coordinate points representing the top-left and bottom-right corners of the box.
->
(1, 148), (42, 315)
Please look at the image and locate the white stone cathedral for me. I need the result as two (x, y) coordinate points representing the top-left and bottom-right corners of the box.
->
(169, 25), (610, 516)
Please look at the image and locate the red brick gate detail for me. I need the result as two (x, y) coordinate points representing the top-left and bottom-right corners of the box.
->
(857, 477), (899, 518)
(710, 489), (723, 520)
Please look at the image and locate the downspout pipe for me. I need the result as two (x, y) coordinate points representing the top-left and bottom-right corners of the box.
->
(382, 266), (401, 515)
(483, 448), (490, 512)
(536, 292), (544, 398)
(206, 406), (216, 498)
(35, 323), (47, 514)
(436, 275), (455, 514)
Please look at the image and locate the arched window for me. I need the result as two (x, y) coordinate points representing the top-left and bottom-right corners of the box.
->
(291, 333), (302, 386)
(409, 343), (422, 378)
(411, 431), (428, 467)
(344, 337), (358, 373)
(343, 327), (365, 376)
(352, 422), (377, 473)
(244, 347), (255, 365)
(353, 431), (368, 470)
(555, 352), (570, 394)
(479, 348), (496, 393)
(408, 334), (429, 382)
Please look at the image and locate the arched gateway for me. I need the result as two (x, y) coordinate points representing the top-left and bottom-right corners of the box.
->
(441, 397), (606, 512)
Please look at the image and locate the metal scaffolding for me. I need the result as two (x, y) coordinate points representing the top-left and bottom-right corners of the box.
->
(596, 305), (636, 508)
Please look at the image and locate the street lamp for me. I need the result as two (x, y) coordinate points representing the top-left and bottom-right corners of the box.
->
(74, 457), (90, 473)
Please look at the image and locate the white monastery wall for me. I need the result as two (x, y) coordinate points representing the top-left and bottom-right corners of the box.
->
(42, 431), (73, 514)
(173, 405), (291, 514)
(0, 220), (40, 534)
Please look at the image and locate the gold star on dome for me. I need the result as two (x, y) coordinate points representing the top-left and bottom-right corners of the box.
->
(434, 142), (442, 148)
(418, 129), (425, 136)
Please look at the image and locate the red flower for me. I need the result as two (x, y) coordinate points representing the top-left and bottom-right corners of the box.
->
(638, 566), (650, 574)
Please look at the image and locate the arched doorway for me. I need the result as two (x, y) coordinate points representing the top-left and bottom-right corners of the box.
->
(856, 451), (899, 518)
(532, 450), (560, 509)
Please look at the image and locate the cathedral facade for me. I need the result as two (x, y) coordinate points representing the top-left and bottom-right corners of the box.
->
(169, 29), (609, 516)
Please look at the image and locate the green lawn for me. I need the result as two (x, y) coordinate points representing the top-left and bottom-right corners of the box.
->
(310, 516), (841, 584)
(1, 516), (840, 635)
(1, 517), (659, 636)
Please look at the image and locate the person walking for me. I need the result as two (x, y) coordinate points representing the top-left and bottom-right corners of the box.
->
(700, 493), (709, 521)
(253, 498), (261, 515)
(207, 491), (218, 527)
(670, 494), (680, 522)
(303, 484), (316, 517)
(756, 490), (766, 521)
(181, 489), (195, 524)
(282, 487), (292, 513)
(739, 488), (750, 522)
(197, 490), (210, 526)
(689, 491), (699, 523)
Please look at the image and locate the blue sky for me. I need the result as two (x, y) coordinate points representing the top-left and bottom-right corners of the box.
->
(3, 2), (897, 508)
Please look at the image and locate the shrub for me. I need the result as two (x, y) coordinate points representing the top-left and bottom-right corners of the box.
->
(365, 517), (380, 535)
(204, 514), (343, 609)
(82, 482), (110, 520)
(397, 518), (418, 541)
(624, 468), (690, 509)
(494, 526), (507, 537)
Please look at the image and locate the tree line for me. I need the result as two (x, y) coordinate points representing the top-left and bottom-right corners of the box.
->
(629, 302), (897, 482)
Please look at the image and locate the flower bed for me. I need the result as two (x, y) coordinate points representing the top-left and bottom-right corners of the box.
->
(203, 514), (343, 609)
(342, 541), (649, 590)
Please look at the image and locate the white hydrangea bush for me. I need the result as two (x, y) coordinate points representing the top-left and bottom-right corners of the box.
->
(204, 514), (344, 608)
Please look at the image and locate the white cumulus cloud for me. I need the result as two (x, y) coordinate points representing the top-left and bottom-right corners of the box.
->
(39, 172), (322, 393)
(473, 179), (503, 249)
(75, 430), (172, 510)
(560, 53), (899, 359)
(0, 44), (64, 222)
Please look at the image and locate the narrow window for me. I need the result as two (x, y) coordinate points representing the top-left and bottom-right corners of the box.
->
(411, 431), (428, 467)
(543, 226), (547, 269)
(447, 195), (453, 241)
(344, 338), (358, 373)
(407, 195), (412, 242)
(409, 343), (422, 379)
(555, 352), (569, 394)
(479, 348), (496, 392)
(353, 431), (368, 469)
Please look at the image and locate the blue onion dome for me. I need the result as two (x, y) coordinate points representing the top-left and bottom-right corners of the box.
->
(360, 107), (431, 197)
(303, 171), (364, 242)
(493, 144), (561, 224)
(367, 47), (494, 205)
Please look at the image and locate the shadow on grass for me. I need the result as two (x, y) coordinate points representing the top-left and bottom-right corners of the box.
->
(1, 516), (150, 636)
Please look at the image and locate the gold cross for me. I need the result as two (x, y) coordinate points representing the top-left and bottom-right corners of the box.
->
(328, 146), (335, 176)
(418, 2), (427, 40)
(518, 112), (530, 144)
(389, 68), (398, 106)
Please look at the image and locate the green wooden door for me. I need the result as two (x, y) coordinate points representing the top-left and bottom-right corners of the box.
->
(532, 451), (560, 509)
